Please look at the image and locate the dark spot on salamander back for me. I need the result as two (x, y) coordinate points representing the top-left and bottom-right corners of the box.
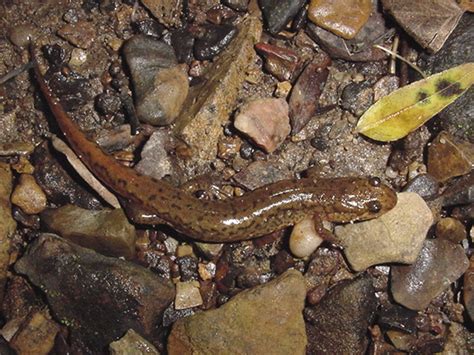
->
(417, 90), (429, 103)
(436, 79), (463, 98)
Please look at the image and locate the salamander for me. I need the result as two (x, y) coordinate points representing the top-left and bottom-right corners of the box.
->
(34, 63), (397, 242)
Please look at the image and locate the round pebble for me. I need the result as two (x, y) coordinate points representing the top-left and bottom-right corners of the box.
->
(9, 24), (36, 47)
(435, 217), (466, 243)
(289, 217), (323, 258)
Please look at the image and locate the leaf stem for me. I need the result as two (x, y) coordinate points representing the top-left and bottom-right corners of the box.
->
(373, 44), (427, 78)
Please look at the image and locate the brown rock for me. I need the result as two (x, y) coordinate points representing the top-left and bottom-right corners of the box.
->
(0, 163), (15, 304)
(174, 281), (203, 310)
(428, 131), (473, 182)
(168, 270), (307, 355)
(9, 311), (60, 355)
(109, 329), (159, 355)
(14, 234), (175, 353)
(308, 0), (372, 39)
(141, 0), (182, 27)
(174, 16), (262, 165)
(391, 238), (469, 310)
(11, 174), (47, 215)
(289, 53), (331, 134)
(57, 21), (96, 49)
(255, 42), (301, 82)
(234, 98), (290, 153)
(464, 256), (474, 321)
(382, 0), (464, 53)
(306, 11), (387, 62)
(435, 217), (466, 243)
(41, 204), (137, 259)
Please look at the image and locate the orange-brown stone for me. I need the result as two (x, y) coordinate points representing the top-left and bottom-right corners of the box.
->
(308, 0), (372, 39)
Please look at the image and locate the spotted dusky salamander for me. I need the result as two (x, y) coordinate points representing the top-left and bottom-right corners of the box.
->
(34, 63), (397, 242)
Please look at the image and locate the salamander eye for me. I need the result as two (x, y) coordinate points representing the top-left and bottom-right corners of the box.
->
(369, 177), (381, 187)
(366, 200), (382, 213)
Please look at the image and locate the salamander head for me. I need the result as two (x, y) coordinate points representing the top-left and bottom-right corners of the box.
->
(325, 177), (397, 223)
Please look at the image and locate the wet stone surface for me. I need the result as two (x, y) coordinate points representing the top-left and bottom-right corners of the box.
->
(14, 234), (175, 353)
(427, 131), (473, 182)
(305, 274), (378, 354)
(41, 204), (137, 259)
(391, 238), (469, 310)
(194, 24), (238, 60)
(308, 0), (372, 39)
(255, 42), (301, 82)
(259, 0), (306, 34)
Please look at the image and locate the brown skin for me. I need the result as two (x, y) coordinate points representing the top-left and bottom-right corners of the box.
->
(35, 64), (397, 242)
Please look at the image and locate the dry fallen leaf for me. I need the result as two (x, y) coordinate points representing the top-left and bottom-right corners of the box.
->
(382, 0), (464, 53)
(356, 63), (474, 142)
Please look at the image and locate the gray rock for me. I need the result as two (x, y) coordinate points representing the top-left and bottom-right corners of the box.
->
(341, 81), (374, 117)
(41, 204), (137, 259)
(135, 130), (174, 180)
(14, 234), (175, 353)
(391, 238), (469, 310)
(259, 0), (306, 34)
(123, 35), (189, 126)
(335, 192), (432, 271)
(167, 270), (307, 355)
(402, 173), (440, 200)
(305, 274), (378, 354)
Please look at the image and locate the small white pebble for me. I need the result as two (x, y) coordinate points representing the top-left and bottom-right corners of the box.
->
(289, 217), (323, 258)
(175, 281), (203, 310)
(164, 237), (179, 255)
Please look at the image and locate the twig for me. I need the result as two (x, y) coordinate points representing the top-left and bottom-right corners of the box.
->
(0, 61), (34, 85)
(373, 44), (426, 78)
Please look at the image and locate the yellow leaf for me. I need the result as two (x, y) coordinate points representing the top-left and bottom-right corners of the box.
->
(356, 63), (474, 142)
